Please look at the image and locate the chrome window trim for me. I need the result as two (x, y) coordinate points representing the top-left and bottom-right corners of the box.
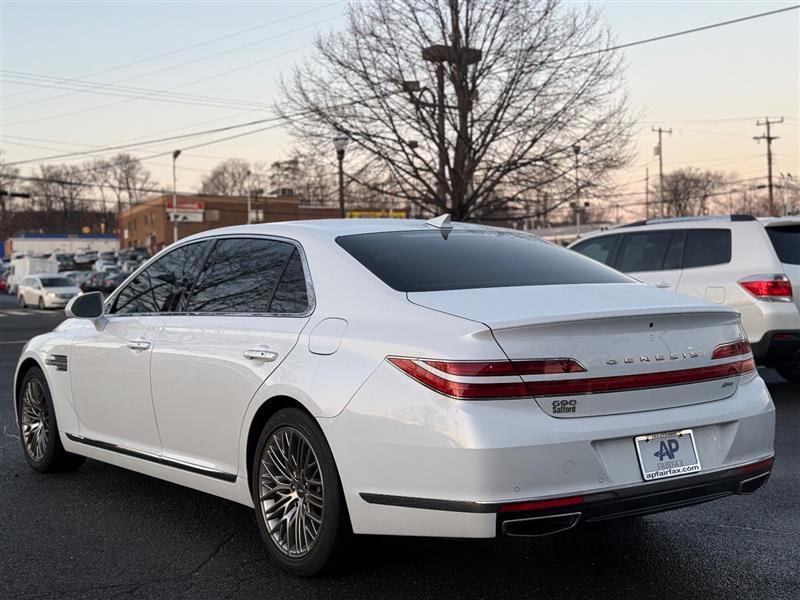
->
(105, 233), (316, 319)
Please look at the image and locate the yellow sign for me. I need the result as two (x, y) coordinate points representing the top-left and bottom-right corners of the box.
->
(346, 210), (407, 219)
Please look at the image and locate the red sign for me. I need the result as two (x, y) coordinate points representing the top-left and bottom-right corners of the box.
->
(166, 201), (204, 211)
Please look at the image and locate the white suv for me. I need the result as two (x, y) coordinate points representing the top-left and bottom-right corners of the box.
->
(570, 215), (800, 382)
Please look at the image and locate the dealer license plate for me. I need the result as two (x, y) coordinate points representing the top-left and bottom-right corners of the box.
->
(635, 429), (701, 481)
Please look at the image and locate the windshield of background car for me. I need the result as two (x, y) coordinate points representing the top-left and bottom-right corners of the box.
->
(336, 229), (632, 292)
(766, 225), (800, 265)
(39, 277), (73, 287)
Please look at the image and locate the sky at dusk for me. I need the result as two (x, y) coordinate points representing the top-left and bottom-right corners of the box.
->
(1, 0), (798, 215)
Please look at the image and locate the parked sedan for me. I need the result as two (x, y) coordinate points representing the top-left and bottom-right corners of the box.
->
(80, 272), (115, 294)
(14, 219), (775, 576)
(62, 270), (92, 289)
(17, 274), (80, 309)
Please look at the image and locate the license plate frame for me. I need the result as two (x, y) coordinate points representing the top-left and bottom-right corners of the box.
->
(634, 429), (701, 481)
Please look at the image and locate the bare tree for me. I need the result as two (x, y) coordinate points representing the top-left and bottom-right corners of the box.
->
(199, 158), (266, 196)
(280, 0), (634, 221)
(100, 153), (155, 212)
(656, 168), (726, 217)
(0, 156), (23, 240)
(25, 164), (91, 230)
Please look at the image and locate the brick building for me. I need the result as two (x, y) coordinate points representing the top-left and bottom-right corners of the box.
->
(118, 194), (339, 253)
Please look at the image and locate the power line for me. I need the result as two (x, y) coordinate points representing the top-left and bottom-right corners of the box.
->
(0, 2), (341, 101)
(3, 92), (400, 167)
(0, 12), (342, 114)
(2, 44), (309, 128)
(1, 71), (269, 111)
(563, 5), (799, 60)
(2, 116), (286, 165)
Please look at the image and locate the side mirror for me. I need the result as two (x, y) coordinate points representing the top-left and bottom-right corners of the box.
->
(66, 291), (104, 319)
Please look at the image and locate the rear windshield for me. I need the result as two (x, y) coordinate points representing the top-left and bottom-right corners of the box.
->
(336, 229), (631, 292)
(766, 225), (800, 265)
(39, 277), (73, 287)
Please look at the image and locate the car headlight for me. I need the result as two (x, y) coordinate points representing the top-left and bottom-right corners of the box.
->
(47, 292), (56, 298)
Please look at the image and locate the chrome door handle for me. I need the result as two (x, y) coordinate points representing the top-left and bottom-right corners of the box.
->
(243, 349), (279, 362)
(654, 281), (671, 288)
(127, 340), (152, 351)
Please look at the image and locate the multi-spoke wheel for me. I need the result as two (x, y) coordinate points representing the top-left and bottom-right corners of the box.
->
(20, 377), (50, 462)
(17, 366), (84, 472)
(258, 427), (325, 557)
(252, 408), (349, 576)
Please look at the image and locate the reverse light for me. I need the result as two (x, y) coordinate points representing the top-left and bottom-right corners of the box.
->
(739, 275), (793, 302)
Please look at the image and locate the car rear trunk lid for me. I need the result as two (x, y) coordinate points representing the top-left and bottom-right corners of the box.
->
(408, 283), (750, 417)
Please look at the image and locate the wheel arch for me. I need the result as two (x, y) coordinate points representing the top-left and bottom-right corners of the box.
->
(244, 395), (317, 490)
(14, 357), (43, 411)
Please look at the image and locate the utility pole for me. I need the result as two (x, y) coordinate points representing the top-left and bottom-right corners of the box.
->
(645, 167), (650, 220)
(753, 117), (783, 216)
(171, 149), (181, 243)
(652, 127), (672, 218)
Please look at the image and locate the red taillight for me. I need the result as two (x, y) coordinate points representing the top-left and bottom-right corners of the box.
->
(739, 275), (792, 300)
(712, 340), (752, 360)
(387, 358), (530, 399)
(421, 358), (586, 377)
(498, 495), (584, 513)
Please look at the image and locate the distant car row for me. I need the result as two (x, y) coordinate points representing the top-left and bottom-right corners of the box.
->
(1, 247), (150, 296)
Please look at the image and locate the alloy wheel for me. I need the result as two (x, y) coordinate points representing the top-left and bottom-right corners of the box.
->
(20, 378), (49, 462)
(257, 427), (325, 558)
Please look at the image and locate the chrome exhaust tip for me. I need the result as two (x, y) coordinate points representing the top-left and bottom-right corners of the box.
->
(737, 472), (770, 494)
(500, 512), (582, 537)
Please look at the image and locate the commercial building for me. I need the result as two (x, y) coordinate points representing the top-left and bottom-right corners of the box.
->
(117, 194), (339, 253)
(3, 232), (119, 259)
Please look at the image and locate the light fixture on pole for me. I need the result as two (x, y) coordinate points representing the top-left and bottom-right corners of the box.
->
(333, 131), (349, 218)
(172, 149), (181, 243)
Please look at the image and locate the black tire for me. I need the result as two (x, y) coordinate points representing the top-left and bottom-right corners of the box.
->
(17, 366), (84, 473)
(18, 295), (26, 308)
(38, 296), (45, 310)
(776, 364), (800, 384)
(251, 407), (350, 576)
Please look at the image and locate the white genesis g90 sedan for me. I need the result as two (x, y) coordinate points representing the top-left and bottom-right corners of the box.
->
(14, 218), (775, 576)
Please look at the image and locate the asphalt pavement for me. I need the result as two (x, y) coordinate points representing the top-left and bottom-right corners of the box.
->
(0, 292), (798, 599)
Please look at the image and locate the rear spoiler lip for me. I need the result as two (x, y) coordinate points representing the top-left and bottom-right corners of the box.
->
(482, 307), (741, 332)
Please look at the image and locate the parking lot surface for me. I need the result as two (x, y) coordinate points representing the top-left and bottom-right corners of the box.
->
(1, 293), (798, 599)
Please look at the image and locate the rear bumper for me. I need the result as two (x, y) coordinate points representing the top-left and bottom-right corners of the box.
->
(326, 362), (775, 538)
(751, 330), (800, 367)
(497, 456), (773, 536)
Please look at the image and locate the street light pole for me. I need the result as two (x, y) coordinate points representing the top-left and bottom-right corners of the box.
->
(573, 145), (581, 237)
(172, 149), (181, 243)
(333, 132), (349, 218)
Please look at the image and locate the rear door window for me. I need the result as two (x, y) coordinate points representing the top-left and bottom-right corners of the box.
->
(268, 249), (310, 314)
(571, 235), (619, 266)
(184, 238), (297, 313)
(616, 231), (673, 272)
(766, 225), (800, 265)
(682, 229), (732, 269)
